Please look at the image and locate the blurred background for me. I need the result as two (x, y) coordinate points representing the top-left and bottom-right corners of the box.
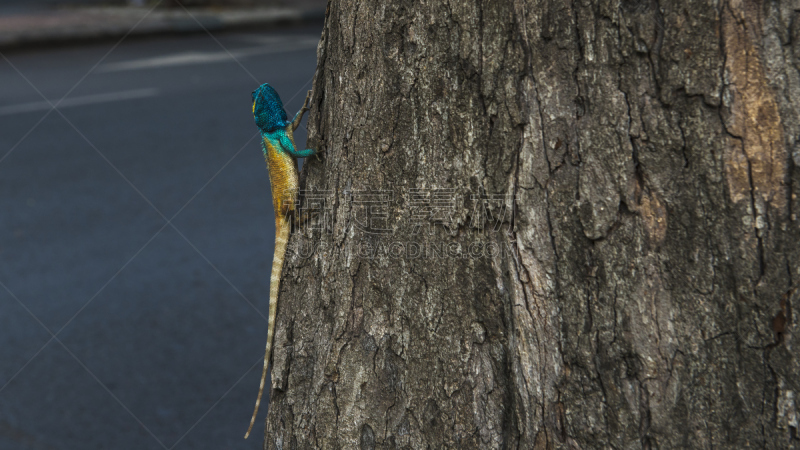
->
(1, 0), (324, 9)
(0, 1), (325, 448)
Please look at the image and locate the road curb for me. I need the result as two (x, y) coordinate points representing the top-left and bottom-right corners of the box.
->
(0, 7), (326, 51)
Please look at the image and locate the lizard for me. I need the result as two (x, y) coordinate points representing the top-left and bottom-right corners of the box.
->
(245, 83), (317, 439)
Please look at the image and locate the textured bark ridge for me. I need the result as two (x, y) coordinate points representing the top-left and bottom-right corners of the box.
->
(264, 1), (800, 448)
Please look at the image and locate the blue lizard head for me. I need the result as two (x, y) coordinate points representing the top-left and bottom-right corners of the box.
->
(252, 83), (290, 132)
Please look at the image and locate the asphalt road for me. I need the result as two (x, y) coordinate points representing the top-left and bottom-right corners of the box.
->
(0, 0), (127, 13)
(0, 23), (320, 449)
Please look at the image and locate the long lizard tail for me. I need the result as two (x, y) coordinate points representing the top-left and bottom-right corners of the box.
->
(245, 218), (290, 439)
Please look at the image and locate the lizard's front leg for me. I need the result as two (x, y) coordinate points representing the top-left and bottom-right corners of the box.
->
(291, 90), (312, 131)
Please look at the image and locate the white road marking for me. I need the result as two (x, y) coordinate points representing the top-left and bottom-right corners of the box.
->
(99, 38), (319, 72)
(0, 88), (159, 116)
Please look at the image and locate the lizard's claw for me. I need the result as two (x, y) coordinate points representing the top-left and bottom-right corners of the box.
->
(314, 142), (325, 161)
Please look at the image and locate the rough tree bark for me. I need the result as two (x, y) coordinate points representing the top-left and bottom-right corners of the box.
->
(264, 0), (800, 448)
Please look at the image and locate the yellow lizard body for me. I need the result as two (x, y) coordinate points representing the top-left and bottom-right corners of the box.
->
(245, 84), (315, 439)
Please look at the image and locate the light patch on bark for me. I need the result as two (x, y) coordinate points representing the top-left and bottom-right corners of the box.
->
(721, 3), (786, 210)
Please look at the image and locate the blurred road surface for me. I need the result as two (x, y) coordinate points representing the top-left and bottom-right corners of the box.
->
(0, 22), (320, 450)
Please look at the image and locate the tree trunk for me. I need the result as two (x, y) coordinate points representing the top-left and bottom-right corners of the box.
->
(264, 0), (800, 448)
